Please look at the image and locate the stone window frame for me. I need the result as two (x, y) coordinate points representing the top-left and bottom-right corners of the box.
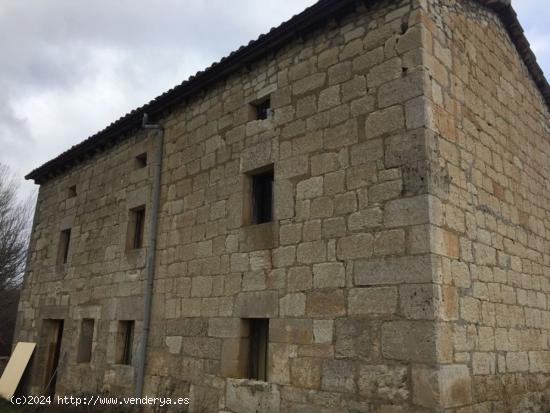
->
(248, 95), (272, 121)
(55, 215), (74, 275)
(56, 228), (71, 266)
(134, 152), (148, 169)
(76, 318), (94, 364)
(114, 320), (134, 365)
(67, 185), (77, 198)
(242, 164), (275, 227)
(126, 205), (146, 251)
(245, 318), (269, 381)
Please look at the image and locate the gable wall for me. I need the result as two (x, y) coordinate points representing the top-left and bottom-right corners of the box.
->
(18, 0), (550, 410)
(145, 1), (438, 410)
(17, 0), (438, 409)
(423, 0), (550, 410)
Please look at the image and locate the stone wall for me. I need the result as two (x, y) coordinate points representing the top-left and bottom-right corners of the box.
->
(144, 1), (439, 411)
(14, 0), (550, 411)
(16, 0), (440, 409)
(423, 0), (550, 411)
(15, 130), (156, 395)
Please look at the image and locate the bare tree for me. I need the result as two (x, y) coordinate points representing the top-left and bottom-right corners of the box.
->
(0, 163), (34, 355)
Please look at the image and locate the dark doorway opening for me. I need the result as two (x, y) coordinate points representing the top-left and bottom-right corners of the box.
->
(247, 318), (269, 381)
(251, 168), (274, 225)
(43, 319), (64, 396)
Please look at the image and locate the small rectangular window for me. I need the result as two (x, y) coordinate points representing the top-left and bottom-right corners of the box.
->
(115, 320), (134, 365)
(250, 97), (271, 120)
(135, 153), (147, 169)
(251, 168), (274, 224)
(246, 318), (269, 381)
(57, 229), (71, 265)
(77, 319), (94, 363)
(68, 185), (77, 198)
(127, 206), (145, 250)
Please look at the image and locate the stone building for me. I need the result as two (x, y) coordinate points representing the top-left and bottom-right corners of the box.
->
(15, 0), (550, 411)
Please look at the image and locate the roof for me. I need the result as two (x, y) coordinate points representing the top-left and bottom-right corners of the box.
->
(26, 0), (550, 183)
(482, 0), (550, 105)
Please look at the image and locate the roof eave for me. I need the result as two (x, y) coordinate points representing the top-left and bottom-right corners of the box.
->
(25, 0), (550, 184)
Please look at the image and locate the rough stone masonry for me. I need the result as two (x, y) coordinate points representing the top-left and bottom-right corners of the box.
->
(14, 0), (550, 411)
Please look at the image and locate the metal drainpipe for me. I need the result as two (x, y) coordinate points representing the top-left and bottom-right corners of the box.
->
(136, 113), (164, 398)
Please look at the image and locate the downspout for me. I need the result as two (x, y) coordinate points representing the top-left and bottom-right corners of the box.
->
(136, 113), (164, 397)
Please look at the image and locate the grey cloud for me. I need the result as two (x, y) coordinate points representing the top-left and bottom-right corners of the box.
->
(0, 104), (32, 149)
(513, 0), (550, 76)
(0, 0), (547, 202)
(0, 0), (316, 198)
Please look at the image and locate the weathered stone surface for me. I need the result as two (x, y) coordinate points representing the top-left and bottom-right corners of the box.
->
(189, 385), (221, 413)
(528, 351), (550, 373)
(439, 365), (472, 408)
(296, 177), (323, 200)
(278, 155), (308, 178)
(287, 266), (312, 292)
(348, 207), (383, 231)
(313, 319), (333, 344)
(367, 58), (402, 87)
(306, 290), (346, 318)
(240, 222), (277, 252)
(208, 318), (245, 338)
(381, 321), (436, 363)
(399, 284), (435, 320)
(373, 229), (405, 256)
(324, 119), (358, 149)
(384, 196), (429, 227)
(181, 337), (221, 359)
(358, 364), (409, 402)
(348, 287), (398, 315)
(312, 262), (345, 288)
(322, 360), (356, 393)
(279, 293), (306, 317)
(365, 106), (404, 139)
(18, 0), (550, 410)
(293, 73), (326, 96)
(270, 319), (312, 344)
(165, 336), (182, 354)
(369, 180), (403, 204)
(412, 366), (439, 408)
(337, 234), (373, 260)
(354, 255), (434, 285)
(378, 70), (425, 108)
(165, 318), (208, 336)
(274, 179), (295, 220)
(235, 291), (279, 318)
(290, 358), (322, 389)
(335, 319), (379, 361)
(318, 85), (341, 111)
(269, 343), (296, 385)
(353, 47), (384, 72)
(226, 379), (281, 413)
(297, 241), (326, 264)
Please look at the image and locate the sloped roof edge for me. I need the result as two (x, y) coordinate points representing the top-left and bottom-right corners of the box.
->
(480, 0), (550, 108)
(26, 0), (550, 183)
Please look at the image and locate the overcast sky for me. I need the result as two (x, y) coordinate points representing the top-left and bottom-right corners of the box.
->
(1, 0), (548, 199)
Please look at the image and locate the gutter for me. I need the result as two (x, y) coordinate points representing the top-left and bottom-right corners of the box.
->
(135, 113), (164, 398)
